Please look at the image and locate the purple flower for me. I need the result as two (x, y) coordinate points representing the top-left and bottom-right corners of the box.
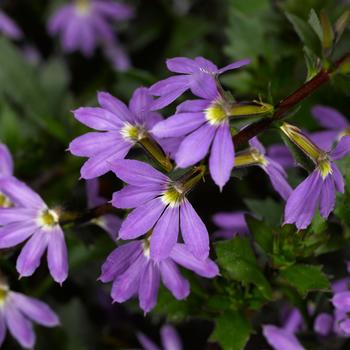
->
(111, 159), (209, 260)
(86, 179), (121, 240)
(212, 211), (249, 239)
(0, 283), (59, 348)
(282, 123), (350, 229)
(263, 308), (305, 350)
(152, 84), (235, 190)
(267, 144), (295, 168)
(149, 56), (250, 110)
(137, 324), (182, 350)
(99, 240), (218, 313)
(314, 313), (334, 336)
(248, 138), (292, 200)
(0, 144), (13, 179)
(0, 10), (22, 40)
(48, 0), (133, 56)
(311, 105), (350, 151)
(69, 87), (165, 179)
(0, 177), (68, 284)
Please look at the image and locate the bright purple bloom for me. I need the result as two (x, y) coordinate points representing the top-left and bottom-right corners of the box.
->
(284, 135), (350, 230)
(212, 211), (249, 239)
(263, 308), (305, 350)
(0, 283), (59, 348)
(149, 56), (250, 110)
(69, 87), (165, 179)
(137, 324), (182, 350)
(99, 240), (218, 313)
(311, 105), (350, 150)
(152, 84), (235, 190)
(0, 177), (68, 284)
(86, 179), (121, 240)
(0, 10), (22, 40)
(248, 138), (292, 200)
(48, 0), (133, 56)
(111, 159), (209, 260)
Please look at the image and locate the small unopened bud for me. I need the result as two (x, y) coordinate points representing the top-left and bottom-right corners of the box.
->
(320, 10), (334, 55)
(230, 101), (274, 118)
(234, 148), (267, 168)
(138, 136), (173, 172)
(174, 165), (206, 194)
(280, 122), (324, 162)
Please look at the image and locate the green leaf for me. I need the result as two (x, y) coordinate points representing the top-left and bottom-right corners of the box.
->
(244, 197), (282, 227)
(303, 46), (319, 81)
(279, 264), (330, 296)
(308, 9), (323, 41)
(285, 12), (321, 55)
(245, 215), (273, 254)
(215, 238), (272, 299)
(210, 310), (251, 350)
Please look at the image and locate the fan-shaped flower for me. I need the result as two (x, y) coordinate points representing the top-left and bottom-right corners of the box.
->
(69, 87), (168, 179)
(111, 159), (209, 260)
(149, 56), (250, 110)
(48, 0), (133, 56)
(0, 282), (59, 348)
(0, 177), (68, 284)
(99, 239), (218, 313)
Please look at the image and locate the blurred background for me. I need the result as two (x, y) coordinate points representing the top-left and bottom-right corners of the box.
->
(0, 0), (349, 349)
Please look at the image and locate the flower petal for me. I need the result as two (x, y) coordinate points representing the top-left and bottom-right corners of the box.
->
(212, 211), (249, 233)
(0, 221), (37, 248)
(332, 291), (350, 311)
(284, 170), (323, 230)
(5, 302), (35, 349)
(99, 241), (142, 283)
(175, 124), (216, 168)
(150, 206), (179, 261)
(16, 229), (49, 278)
(110, 159), (168, 186)
(138, 262), (160, 313)
(160, 259), (189, 299)
(151, 112), (205, 138)
(118, 198), (165, 239)
(10, 292), (59, 326)
(330, 135), (350, 160)
(312, 105), (348, 130)
(217, 59), (251, 74)
(112, 185), (160, 209)
(161, 325), (182, 350)
(263, 325), (305, 350)
(170, 243), (219, 277)
(319, 174), (335, 219)
(97, 92), (134, 123)
(176, 99), (210, 113)
(314, 313), (333, 336)
(209, 124), (235, 190)
(68, 131), (121, 157)
(0, 208), (37, 226)
(332, 164), (344, 193)
(180, 199), (209, 260)
(166, 57), (197, 73)
(137, 332), (161, 350)
(47, 226), (68, 284)
(0, 143), (13, 177)
(265, 160), (292, 200)
(0, 312), (5, 347)
(73, 107), (124, 130)
(80, 142), (131, 179)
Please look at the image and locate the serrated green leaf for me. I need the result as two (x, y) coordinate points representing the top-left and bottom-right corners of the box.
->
(215, 238), (272, 299)
(210, 310), (251, 350)
(279, 264), (330, 296)
(285, 12), (321, 55)
(245, 215), (273, 254)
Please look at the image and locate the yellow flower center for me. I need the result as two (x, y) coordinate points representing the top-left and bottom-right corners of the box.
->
(75, 0), (91, 15)
(205, 101), (229, 125)
(234, 148), (268, 168)
(0, 286), (9, 307)
(0, 192), (12, 208)
(120, 123), (144, 142)
(38, 209), (59, 228)
(161, 187), (182, 207)
(318, 159), (332, 179)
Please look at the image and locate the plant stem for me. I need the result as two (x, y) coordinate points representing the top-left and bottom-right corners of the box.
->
(233, 52), (350, 146)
